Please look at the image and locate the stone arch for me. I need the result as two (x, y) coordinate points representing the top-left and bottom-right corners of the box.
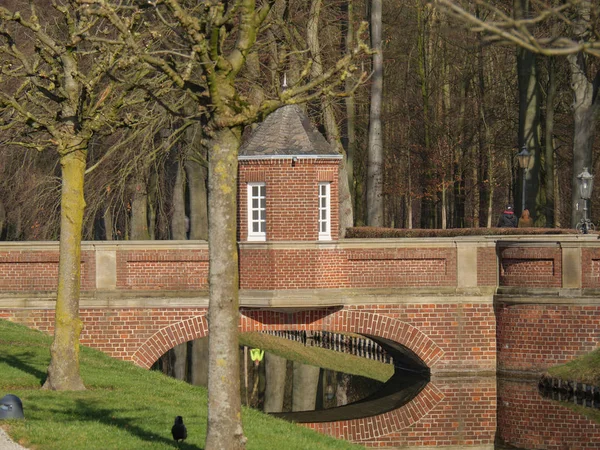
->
(132, 315), (208, 368)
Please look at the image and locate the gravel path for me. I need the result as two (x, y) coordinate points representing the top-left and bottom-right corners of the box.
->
(0, 429), (27, 450)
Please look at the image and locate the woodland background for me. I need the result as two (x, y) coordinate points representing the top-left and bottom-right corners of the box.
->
(0, 0), (597, 239)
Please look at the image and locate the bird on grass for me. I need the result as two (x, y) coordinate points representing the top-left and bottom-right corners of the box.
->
(171, 415), (187, 443)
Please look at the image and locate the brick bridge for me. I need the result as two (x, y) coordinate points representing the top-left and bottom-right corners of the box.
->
(2, 106), (600, 447)
(1, 236), (599, 446)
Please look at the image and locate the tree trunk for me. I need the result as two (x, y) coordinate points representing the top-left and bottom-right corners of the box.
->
(515, 0), (542, 219)
(567, 1), (598, 227)
(205, 127), (245, 450)
(291, 362), (320, 412)
(190, 338), (209, 386)
(308, 0), (354, 236)
(0, 200), (5, 240)
(545, 56), (557, 227)
(264, 352), (287, 413)
(343, 0), (357, 222)
(171, 160), (188, 240)
(186, 156), (209, 240)
(366, 0), (384, 226)
(130, 173), (150, 240)
(43, 149), (87, 391)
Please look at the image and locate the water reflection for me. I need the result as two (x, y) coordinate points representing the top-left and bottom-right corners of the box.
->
(153, 336), (600, 449)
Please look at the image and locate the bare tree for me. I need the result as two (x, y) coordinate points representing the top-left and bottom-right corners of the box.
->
(0, 0), (151, 390)
(86, 1), (369, 447)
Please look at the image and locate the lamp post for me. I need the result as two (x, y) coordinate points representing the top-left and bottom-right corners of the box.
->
(576, 167), (595, 234)
(516, 145), (532, 212)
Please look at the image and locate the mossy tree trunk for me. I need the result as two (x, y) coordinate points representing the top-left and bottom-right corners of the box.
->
(205, 126), (244, 450)
(43, 148), (87, 391)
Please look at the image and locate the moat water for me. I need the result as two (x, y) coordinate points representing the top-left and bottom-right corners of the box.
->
(157, 334), (600, 449)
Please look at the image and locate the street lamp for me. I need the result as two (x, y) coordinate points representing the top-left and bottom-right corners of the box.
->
(576, 167), (595, 234)
(516, 145), (532, 211)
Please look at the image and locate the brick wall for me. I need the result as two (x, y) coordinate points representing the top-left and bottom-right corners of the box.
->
(0, 249), (95, 291)
(239, 246), (458, 290)
(499, 246), (562, 287)
(477, 247), (497, 286)
(582, 247), (600, 288)
(238, 158), (340, 241)
(116, 249), (209, 290)
(496, 302), (600, 372)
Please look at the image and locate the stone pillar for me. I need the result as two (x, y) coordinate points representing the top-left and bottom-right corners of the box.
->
(456, 241), (479, 289)
(95, 247), (117, 290)
(561, 244), (582, 289)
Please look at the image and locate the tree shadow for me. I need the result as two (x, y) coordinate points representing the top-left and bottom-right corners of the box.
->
(0, 352), (47, 385)
(61, 399), (204, 449)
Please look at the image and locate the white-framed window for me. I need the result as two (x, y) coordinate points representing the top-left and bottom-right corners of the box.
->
(318, 182), (331, 241)
(247, 182), (266, 241)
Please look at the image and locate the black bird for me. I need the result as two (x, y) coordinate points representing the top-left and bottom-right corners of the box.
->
(171, 415), (187, 443)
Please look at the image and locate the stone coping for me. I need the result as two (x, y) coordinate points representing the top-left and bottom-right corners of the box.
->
(0, 233), (597, 252)
(0, 287), (495, 309)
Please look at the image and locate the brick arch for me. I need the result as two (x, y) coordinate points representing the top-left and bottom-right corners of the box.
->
(132, 315), (209, 368)
(240, 308), (445, 367)
(132, 308), (444, 374)
(130, 308), (445, 443)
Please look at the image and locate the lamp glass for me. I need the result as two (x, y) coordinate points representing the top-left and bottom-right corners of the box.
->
(516, 146), (531, 169)
(577, 168), (594, 200)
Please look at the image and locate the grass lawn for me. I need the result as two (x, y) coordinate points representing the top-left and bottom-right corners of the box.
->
(0, 320), (365, 450)
(545, 348), (600, 387)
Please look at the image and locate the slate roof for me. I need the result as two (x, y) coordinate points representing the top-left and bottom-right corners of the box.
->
(239, 104), (340, 158)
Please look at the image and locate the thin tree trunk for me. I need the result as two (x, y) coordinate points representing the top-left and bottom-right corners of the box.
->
(264, 352), (286, 413)
(291, 362), (320, 412)
(190, 338), (209, 386)
(343, 0), (357, 218)
(0, 200), (5, 240)
(545, 56), (557, 227)
(171, 160), (187, 240)
(205, 127), (245, 450)
(367, 0), (384, 226)
(308, 0), (353, 236)
(515, 0), (541, 219)
(103, 208), (113, 240)
(130, 173), (150, 240)
(567, 1), (598, 227)
(43, 149), (86, 391)
(186, 160), (209, 240)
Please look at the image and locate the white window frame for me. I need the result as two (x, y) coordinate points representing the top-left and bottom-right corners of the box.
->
(318, 182), (331, 241)
(247, 182), (266, 241)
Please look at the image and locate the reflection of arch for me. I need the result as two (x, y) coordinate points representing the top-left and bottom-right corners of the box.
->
(303, 383), (444, 441)
(132, 315), (208, 368)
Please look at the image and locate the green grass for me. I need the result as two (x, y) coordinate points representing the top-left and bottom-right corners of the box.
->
(239, 332), (394, 383)
(545, 348), (600, 387)
(0, 320), (365, 450)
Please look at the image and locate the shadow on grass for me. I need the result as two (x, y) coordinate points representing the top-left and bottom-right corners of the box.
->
(66, 399), (204, 449)
(0, 353), (47, 385)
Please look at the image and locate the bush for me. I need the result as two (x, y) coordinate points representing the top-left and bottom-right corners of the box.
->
(345, 227), (585, 239)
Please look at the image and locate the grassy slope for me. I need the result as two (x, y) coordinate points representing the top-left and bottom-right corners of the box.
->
(0, 320), (364, 450)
